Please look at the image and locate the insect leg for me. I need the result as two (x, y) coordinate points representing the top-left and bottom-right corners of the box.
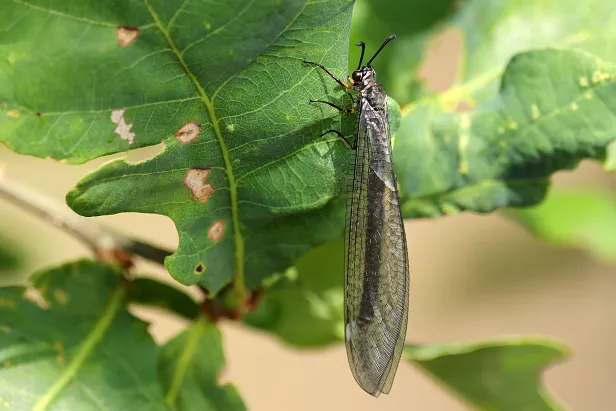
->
(345, 91), (355, 105)
(303, 60), (352, 89)
(320, 129), (354, 150)
(310, 99), (355, 113)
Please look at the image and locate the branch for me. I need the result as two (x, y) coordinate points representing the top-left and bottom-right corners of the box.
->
(0, 165), (172, 267)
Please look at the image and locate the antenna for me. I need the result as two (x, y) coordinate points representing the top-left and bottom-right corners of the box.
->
(366, 34), (396, 67)
(355, 41), (366, 70)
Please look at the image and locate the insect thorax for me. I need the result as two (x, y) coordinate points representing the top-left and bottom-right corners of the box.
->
(363, 85), (387, 112)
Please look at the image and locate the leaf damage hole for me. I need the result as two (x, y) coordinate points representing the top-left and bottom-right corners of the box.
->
(208, 220), (226, 243)
(195, 263), (206, 275)
(125, 142), (165, 164)
(116, 26), (139, 46)
(111, 108), (136, 144)
(175, 121), (201, 144)
(184, 168), (215, 203)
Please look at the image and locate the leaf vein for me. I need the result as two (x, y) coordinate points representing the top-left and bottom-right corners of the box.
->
(143, 0), (246, 299)
(41, 96), (201, 117)
(164, 320), (204, 406)
(236, 137), (339, 183)
(30, 287), (125, 411)
(166, 0), (191, 32)
(180, 0), (256, 57)
(211, 0), (311, 102)
(10, 0), (119, 28)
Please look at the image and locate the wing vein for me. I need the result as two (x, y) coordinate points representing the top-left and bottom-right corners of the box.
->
(344, 94), (409, 397)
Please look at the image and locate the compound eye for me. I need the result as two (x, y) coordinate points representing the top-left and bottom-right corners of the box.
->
(351, 71), (362, 83)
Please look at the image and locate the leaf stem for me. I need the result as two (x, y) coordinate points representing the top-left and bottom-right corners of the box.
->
(0, 167), (172, 266)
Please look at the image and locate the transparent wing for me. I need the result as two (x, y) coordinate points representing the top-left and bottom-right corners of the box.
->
(344, 96), (410, 396)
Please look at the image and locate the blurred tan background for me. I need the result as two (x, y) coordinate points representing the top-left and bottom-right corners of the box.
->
(2, 29), (615, 411)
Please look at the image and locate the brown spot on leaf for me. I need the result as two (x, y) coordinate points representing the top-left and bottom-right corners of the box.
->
(208, 220), (225, 243)
(184, 168), (215, 203)
(55, 341), (65, 363)
(116, 26), (139, 46)
(7, 110), (19, 118)
(195, 263), (206, 275)
(175, 121), (201, 144)
(54, 289), (68, 305)
(35, 112), (41, 117)
(246, 289), (264, 312)
(110, 108), (136, 144)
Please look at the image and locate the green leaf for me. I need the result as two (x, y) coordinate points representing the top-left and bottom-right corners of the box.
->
(450, 0), (616, 107)
(508, 188), (616, 263)
(405, 338), (569, 411)
(158, 318), (246, 411)
(349, 0), (458, 103)
(396, 49), (616, 218)
(243, 236), (344, 347)
(0, 0), (362, 294)
(0, 248), (20, 273)
(390, 0), (616, 218)
(0, 235), (23, 275)
(0, 260), (170, 410)
(127, 277), (199, 320)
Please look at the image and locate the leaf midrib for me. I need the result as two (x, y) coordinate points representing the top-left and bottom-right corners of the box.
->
(31, 287), (125, 411)
(164, 319), (204, 407)
(143, 0), (246, 299)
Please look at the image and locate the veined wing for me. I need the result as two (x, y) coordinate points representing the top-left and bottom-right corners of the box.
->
(344, 93), (410, 396)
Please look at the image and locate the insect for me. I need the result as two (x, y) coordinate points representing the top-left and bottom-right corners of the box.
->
(304, 34), (409, 397)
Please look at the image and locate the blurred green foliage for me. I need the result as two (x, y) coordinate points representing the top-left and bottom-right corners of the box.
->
(510, 188), (616, 263)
